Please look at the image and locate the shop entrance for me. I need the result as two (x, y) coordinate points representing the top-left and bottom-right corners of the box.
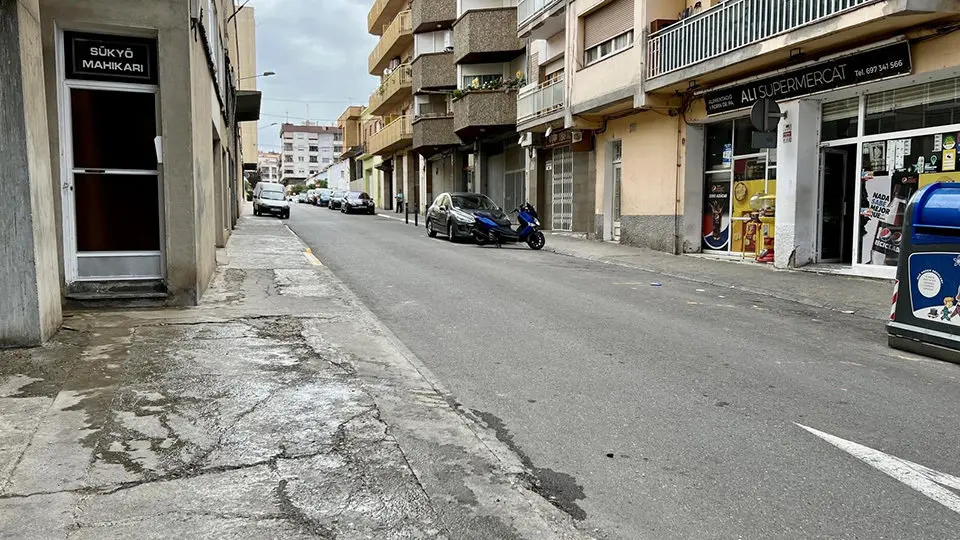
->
(818, 145), (856, 263)
(65, 86), (162, 281)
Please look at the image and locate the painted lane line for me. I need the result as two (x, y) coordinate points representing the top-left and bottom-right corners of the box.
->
(796, 423), (960, 515)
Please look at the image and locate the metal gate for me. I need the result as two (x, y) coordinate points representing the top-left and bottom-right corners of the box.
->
(550, 146), (573, 231)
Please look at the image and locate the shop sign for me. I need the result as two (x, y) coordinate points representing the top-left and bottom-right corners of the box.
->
(705, 42), (911, 115)
(544, 129), (593, 151)
(65, 32), (158, 85)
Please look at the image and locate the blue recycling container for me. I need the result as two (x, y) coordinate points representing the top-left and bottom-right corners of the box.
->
(888, 183), (960, 363)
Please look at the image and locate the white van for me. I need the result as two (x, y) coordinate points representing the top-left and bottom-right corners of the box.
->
(253, 182), (290, 219)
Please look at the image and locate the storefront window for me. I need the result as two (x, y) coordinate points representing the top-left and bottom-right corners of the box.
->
(865, 78), (960, 136)
(858, 130), (960, 266)
(705, 121), (733, 171)
(702, 119), (776, 256)
(822, 97), (859, 141)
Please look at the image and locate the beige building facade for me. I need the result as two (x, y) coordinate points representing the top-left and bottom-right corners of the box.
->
(513, 0), (960, 280)
(1, 0), (260, 346)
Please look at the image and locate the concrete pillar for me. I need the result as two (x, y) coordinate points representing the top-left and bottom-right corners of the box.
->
(525, 146), (538, 209)
(774, 99), (820, 269)
(682, 123), (705, 253)
(0, 0), (63, 346)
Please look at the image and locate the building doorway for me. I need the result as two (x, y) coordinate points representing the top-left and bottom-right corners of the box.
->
(64, 85), (163, 281)
(549, 146), (573, 231)
(818, 145), (856, 263)
(611, 141), (622, 241)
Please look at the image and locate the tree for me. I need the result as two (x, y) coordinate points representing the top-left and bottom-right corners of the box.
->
(317, 180), (328, 188)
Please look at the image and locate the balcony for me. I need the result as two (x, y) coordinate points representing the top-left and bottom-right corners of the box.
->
(453, 8), (525, 64)
(412, 0), (457, 32)
(517, 0), (565, 39)
(413, 114), (460, 155)
(369, 10), (413, 75)
(646, 0), (959, 91)
(368, 0), (406, 35)
(452, 90), (518, 140)
(369, 64), (413, 116)
(412, 52), (456, 91)
(517, 75), (564, 127)
(368, 115), (413, 156)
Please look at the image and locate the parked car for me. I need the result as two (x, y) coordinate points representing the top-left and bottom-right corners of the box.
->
(318, 188), (332, 207)
(253, 182), (290, 219)
(305, 189), (317, 204)
(341, 191), (376, 214)
(298, 193), (308, 203)
(328, 190), (347, 210)
(426, 192), (502, 241)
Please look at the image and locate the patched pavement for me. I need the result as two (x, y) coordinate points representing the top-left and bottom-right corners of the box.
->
(0, 214), (589, 539)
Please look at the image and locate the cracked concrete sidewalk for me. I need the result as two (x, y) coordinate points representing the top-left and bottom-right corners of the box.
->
(0, 215), (590, 539)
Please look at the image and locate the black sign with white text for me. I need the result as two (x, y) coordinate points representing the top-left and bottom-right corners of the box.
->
(65, 32), (158, 85)
(705, 42), (911, 115)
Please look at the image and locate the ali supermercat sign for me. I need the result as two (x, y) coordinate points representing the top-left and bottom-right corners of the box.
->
(705, 42), (911, 115)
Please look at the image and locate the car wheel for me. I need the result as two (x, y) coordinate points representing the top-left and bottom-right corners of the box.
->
(427, 219), (437, 237)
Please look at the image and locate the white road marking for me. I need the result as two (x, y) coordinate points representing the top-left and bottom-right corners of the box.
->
(796, 423), (960, 515)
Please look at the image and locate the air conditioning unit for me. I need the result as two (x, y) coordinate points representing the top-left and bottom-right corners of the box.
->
(571, 130), (583, 143)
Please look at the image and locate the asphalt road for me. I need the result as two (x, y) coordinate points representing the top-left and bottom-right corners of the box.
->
(286, 204), (960, 539)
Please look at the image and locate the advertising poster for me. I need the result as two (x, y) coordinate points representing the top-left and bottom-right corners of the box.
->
(909, 253), (960, 326)
(864, 142), (886, 171)
(702, 181), (730, 250)
(919, 171), (960, 189)
(859, 173), (894, 265)
(944, 148), (956, 171)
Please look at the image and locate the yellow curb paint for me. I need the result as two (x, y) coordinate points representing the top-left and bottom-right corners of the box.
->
(304, 252), (322, 266)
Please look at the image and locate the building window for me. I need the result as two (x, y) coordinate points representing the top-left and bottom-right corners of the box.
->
(284, 169), (294, 175)
(309, 156), (318, 163)
(284, 155), (293, 162)
(283, 143), (293, 151)
(205, 0), (222, 86)
(584, 30), (633, 66)
(309, 145), (319, 152)
(334, 145), (343, 153)
(296, 133), (305, 139)
(334, 133), (343, 141)
(462, 74), (502, 89)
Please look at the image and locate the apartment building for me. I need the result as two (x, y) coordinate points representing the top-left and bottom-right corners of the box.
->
(234, 6), (259, 172)
(337, 105), (368, 191)
(358, 107), (386, 205)
(366, 0), (416, 210)
(279, 123), (344, 186)
(258, 151), (281, 182)
(512, 0), (960, 280)
(2, 0), (261, 345)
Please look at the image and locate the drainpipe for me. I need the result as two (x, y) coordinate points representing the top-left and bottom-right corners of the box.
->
(674, 112), (683, 255)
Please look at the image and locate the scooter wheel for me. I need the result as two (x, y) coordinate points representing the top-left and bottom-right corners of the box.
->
(526, 231), (545, 250)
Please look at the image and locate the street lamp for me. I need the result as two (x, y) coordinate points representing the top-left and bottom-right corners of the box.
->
(239, 71), (276, 81)
(259, 122), (278, 131)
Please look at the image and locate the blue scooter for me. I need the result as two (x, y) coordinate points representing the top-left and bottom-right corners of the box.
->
(473, 202), (545, 250)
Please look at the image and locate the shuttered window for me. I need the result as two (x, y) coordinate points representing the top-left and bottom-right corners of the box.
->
(582, 0), (634, 50)
(865, 76), (960, 135)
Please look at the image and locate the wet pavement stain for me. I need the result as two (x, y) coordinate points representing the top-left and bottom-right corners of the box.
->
(470, 409), (588, 521)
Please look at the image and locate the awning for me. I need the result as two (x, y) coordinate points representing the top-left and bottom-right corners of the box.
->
(235, 90), (262, 122)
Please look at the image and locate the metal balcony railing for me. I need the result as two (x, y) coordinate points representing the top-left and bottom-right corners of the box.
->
(369, 10), (413, 74)
(369, 115), (413, 155)
(517, 0), (563, 27)
(647, 0), (880, 79)
(517, 76), (564, 123)
(369, 64), (412, 115)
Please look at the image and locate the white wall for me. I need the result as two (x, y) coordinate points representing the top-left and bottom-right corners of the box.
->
(459, 0), (516, 16)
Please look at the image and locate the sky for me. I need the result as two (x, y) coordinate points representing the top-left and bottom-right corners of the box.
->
(244, 0), (378, 154)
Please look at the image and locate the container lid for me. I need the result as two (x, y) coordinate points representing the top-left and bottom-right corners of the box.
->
(913, 183), (960, 229)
